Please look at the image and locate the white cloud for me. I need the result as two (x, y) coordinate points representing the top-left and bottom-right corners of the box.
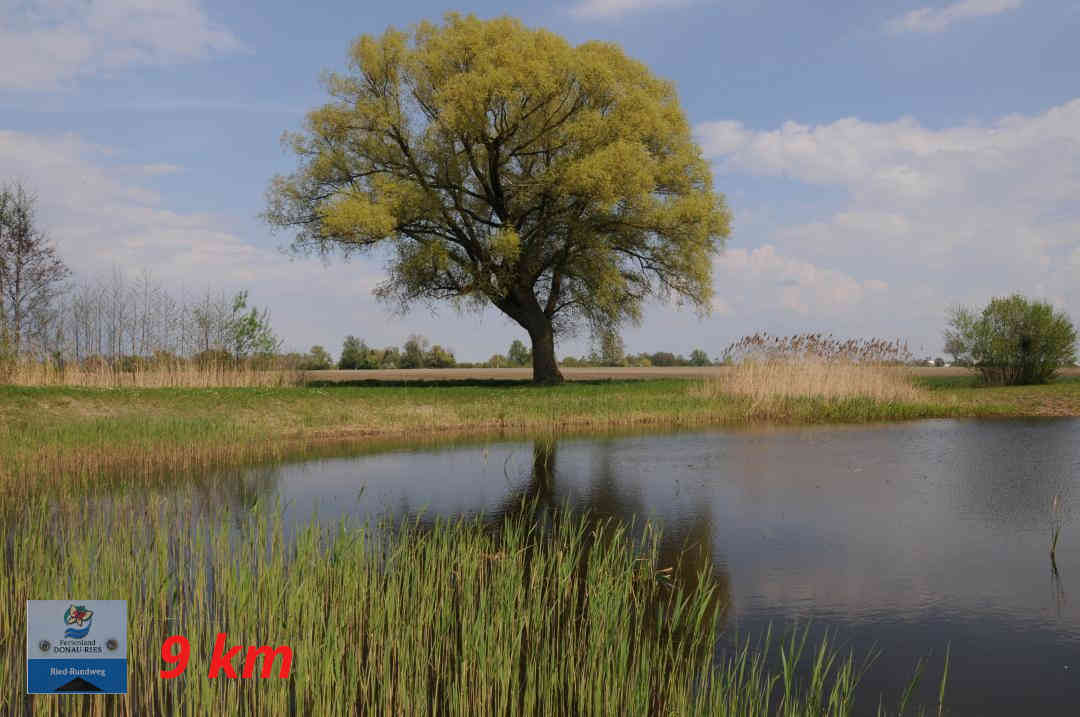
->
(569, 0), (689, 20)
(715, 246), (889, 318)
(886, 0), (1023, 33)
(698, 98), (1080, 344)
(0, 128), (392, 351)
(0, 0), (243, 90)
(0, 129), (253, 281)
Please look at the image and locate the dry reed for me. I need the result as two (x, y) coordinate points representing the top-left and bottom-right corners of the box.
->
(694, 360), (928, 404)
(696, 333), (929, 409)
(2, 359), (304, 388)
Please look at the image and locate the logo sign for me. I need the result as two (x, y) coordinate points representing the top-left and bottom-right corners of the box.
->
(26, 600), (127, 694)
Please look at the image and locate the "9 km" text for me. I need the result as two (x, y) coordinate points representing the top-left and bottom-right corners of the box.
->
(160, 634), (293, 679)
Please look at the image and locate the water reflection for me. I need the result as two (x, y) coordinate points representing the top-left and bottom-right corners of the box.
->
(176, 419), (1080, 715)
(487, 440), (731, 634)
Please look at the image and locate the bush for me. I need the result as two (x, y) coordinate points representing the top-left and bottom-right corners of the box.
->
(400, 335), (429, 369)
(945, 294), (1078, 385)
(506, 340), (531, 367)
(378, 347), (401, 369)
(297, 345), (333, 370)
(689, 349), (711, 367)
(649, 351), (678, 367)
(425, 344), (456, 368)
(339, 336), (379, 370)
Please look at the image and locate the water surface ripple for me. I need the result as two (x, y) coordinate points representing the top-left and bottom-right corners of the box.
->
(205, 418), (1080, 715)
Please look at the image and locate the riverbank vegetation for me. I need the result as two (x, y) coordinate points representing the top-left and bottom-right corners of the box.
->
(5, 366), (1080, 500)
(0, 497), (942, 716)
(945, 294), (1078, 385)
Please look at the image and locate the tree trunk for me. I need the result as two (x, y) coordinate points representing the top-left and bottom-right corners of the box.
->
(528, 319), (564, 385)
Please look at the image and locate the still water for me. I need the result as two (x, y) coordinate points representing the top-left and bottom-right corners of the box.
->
(207, 418), (1080, 715)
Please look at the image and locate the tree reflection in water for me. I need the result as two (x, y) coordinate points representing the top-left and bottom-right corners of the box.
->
(505, 440), (727, 613)
(396, 438), (734, 713)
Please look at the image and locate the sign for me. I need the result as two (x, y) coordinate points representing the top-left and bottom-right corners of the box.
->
(26, 600), (127, 694)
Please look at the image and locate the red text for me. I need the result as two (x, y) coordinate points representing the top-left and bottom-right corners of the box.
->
(159, 633), (293, 679)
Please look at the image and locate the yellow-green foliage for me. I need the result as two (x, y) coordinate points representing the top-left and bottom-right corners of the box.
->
(265, 14), (731, 371)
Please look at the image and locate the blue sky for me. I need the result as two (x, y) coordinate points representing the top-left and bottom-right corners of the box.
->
(2, 0), (1078, 360)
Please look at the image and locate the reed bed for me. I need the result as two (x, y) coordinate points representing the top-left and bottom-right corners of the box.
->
(721, 333), (913, 365)
(0, 497), (940, 716)
(2, 360), (304, 388)
(693, 333), (935, 420)
(693, 360), (929, 404)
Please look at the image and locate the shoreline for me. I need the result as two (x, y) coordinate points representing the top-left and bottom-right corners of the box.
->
(3, 373), (1079, 498)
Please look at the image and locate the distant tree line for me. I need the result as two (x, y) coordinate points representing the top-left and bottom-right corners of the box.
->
(291, 334), (459, 371)
(560, 329), (714, 367)
(1, 181), (281, 373)
(11, 267), (281, 371)
(561, 348), (714, 368)
(297, 331), (716, 372)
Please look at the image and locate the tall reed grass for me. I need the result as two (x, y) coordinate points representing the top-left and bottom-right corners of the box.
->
(0, 497), (941, 716)
(695, 333), (931, 418)
(694, 360), (928, 404)
(2, 359), (304, 388)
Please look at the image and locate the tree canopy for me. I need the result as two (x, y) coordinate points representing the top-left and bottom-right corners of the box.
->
(265, 14), (730, 383)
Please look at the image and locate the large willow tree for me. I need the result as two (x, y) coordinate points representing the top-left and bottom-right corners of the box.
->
(265, 14), (731, 383)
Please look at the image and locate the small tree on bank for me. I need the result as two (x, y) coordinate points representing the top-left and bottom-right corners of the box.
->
(227, 290), (281, 360)
(945, 295), (1077, 385)
(264, 14), (730, 384)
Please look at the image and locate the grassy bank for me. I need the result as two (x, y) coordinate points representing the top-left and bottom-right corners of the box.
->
(0, 497), (940, 716)
(918, 373), (1080, 416)
(0, 378), (944, 498)
(3, 368), (1080, 499)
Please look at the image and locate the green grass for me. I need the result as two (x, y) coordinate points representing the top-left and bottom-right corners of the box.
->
(0, 496), (943, 716)
(4, 376), (1079, 499)
(918, 375), (1080, 416)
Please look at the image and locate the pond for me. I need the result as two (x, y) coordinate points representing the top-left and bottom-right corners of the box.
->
(199, 418), (1080, 715)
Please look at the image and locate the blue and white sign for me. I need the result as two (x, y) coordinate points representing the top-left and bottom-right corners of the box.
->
(26, 600), (127, 694)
